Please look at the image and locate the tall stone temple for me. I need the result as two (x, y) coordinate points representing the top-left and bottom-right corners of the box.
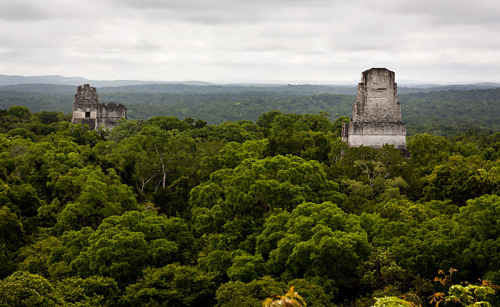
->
(341, 68), (407, 150)
(71, 84), (127, 130)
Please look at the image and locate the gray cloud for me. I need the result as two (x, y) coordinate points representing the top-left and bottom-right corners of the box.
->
(0, 0), (498, 83)
(0, 1), (47, 21)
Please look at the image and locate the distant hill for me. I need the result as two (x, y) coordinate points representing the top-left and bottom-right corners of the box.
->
(0, 74), (91, 86)
(1, 74), (499, 94)
(398, 83), (500, 93)
(0, 74), (214, 87)
(3, 82), (500, 96)
(0, 81), (358, 95)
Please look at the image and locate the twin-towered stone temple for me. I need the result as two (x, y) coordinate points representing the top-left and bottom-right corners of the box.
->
(342, 68), (407, 150)
(71, 84), (127, 130)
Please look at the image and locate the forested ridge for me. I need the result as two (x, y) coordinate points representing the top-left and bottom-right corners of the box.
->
(0, 104), (499, 306)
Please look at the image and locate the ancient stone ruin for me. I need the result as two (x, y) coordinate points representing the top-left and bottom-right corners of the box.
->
(341, 68), (407, 150)
(71, 84), (127, 130)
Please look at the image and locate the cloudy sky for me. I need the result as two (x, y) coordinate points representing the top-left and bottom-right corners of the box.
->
(0, 0), (499, 84)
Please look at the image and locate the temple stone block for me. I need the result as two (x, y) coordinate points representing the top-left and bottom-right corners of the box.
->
(71, 84), (127, 130)
(342, 68), (406, 150)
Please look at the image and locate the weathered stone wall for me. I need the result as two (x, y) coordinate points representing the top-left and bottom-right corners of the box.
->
(342, 68), (406, 150)
(342, 122), (406, 148)
(98, 102), (127, 129)
(71, 84), (126, 130)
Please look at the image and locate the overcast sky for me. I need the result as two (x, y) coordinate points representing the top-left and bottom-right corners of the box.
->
(0, 0), (499, 84)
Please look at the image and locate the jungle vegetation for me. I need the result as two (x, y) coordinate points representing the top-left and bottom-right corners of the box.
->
(0, 103), (499, 306)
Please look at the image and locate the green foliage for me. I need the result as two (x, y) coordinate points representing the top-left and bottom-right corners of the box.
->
(106, 124), (199, 214)
(227, 253), (266, 282)
(187, 120), (265, 143)
(8, 105), (31, 120)
(56, 275), (119, 306)
(7, 127), (38, 140)
(334, 145), (409, 213)
(266, 113), (334, 162)
(0, 183), (45, 219)
(17, 235), (61, 277)
(197, 249), (233, 281)
(44, 165), (140, 232)
(146, 115), (193, 132)
(263, 202), (371, 295)
(263, 286), (307, 307)
(422, 156), (499, 205)
(287, 279), (335, 306)
(122, 263), (217, 306)
(216, 276), (287, 307)
(373, 296), (415, 306)
(0, 104), (499, 306)
(446, 284), (496, 306)
(407, 133), (451, 174)
(429, 269), (498, 307)
(400, 88), (500, 136)
(359, 249), (413, 296)
(35, 110), (66, 125)
(190, 155), (345, 250)
(215, 280), (264, 307)
(0, 205), (25, 278)
(213, 139), (267, 169)
(0, 271), (65, 306)
(0, 205), (25, 251)
(454, 195), (500, 276)
(107, 118), (144, 142)
(257, 110), (283, 131)
(51, 211), (194, 286)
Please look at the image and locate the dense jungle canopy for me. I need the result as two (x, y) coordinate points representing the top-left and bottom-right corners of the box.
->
(0, 84), (499, 306)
